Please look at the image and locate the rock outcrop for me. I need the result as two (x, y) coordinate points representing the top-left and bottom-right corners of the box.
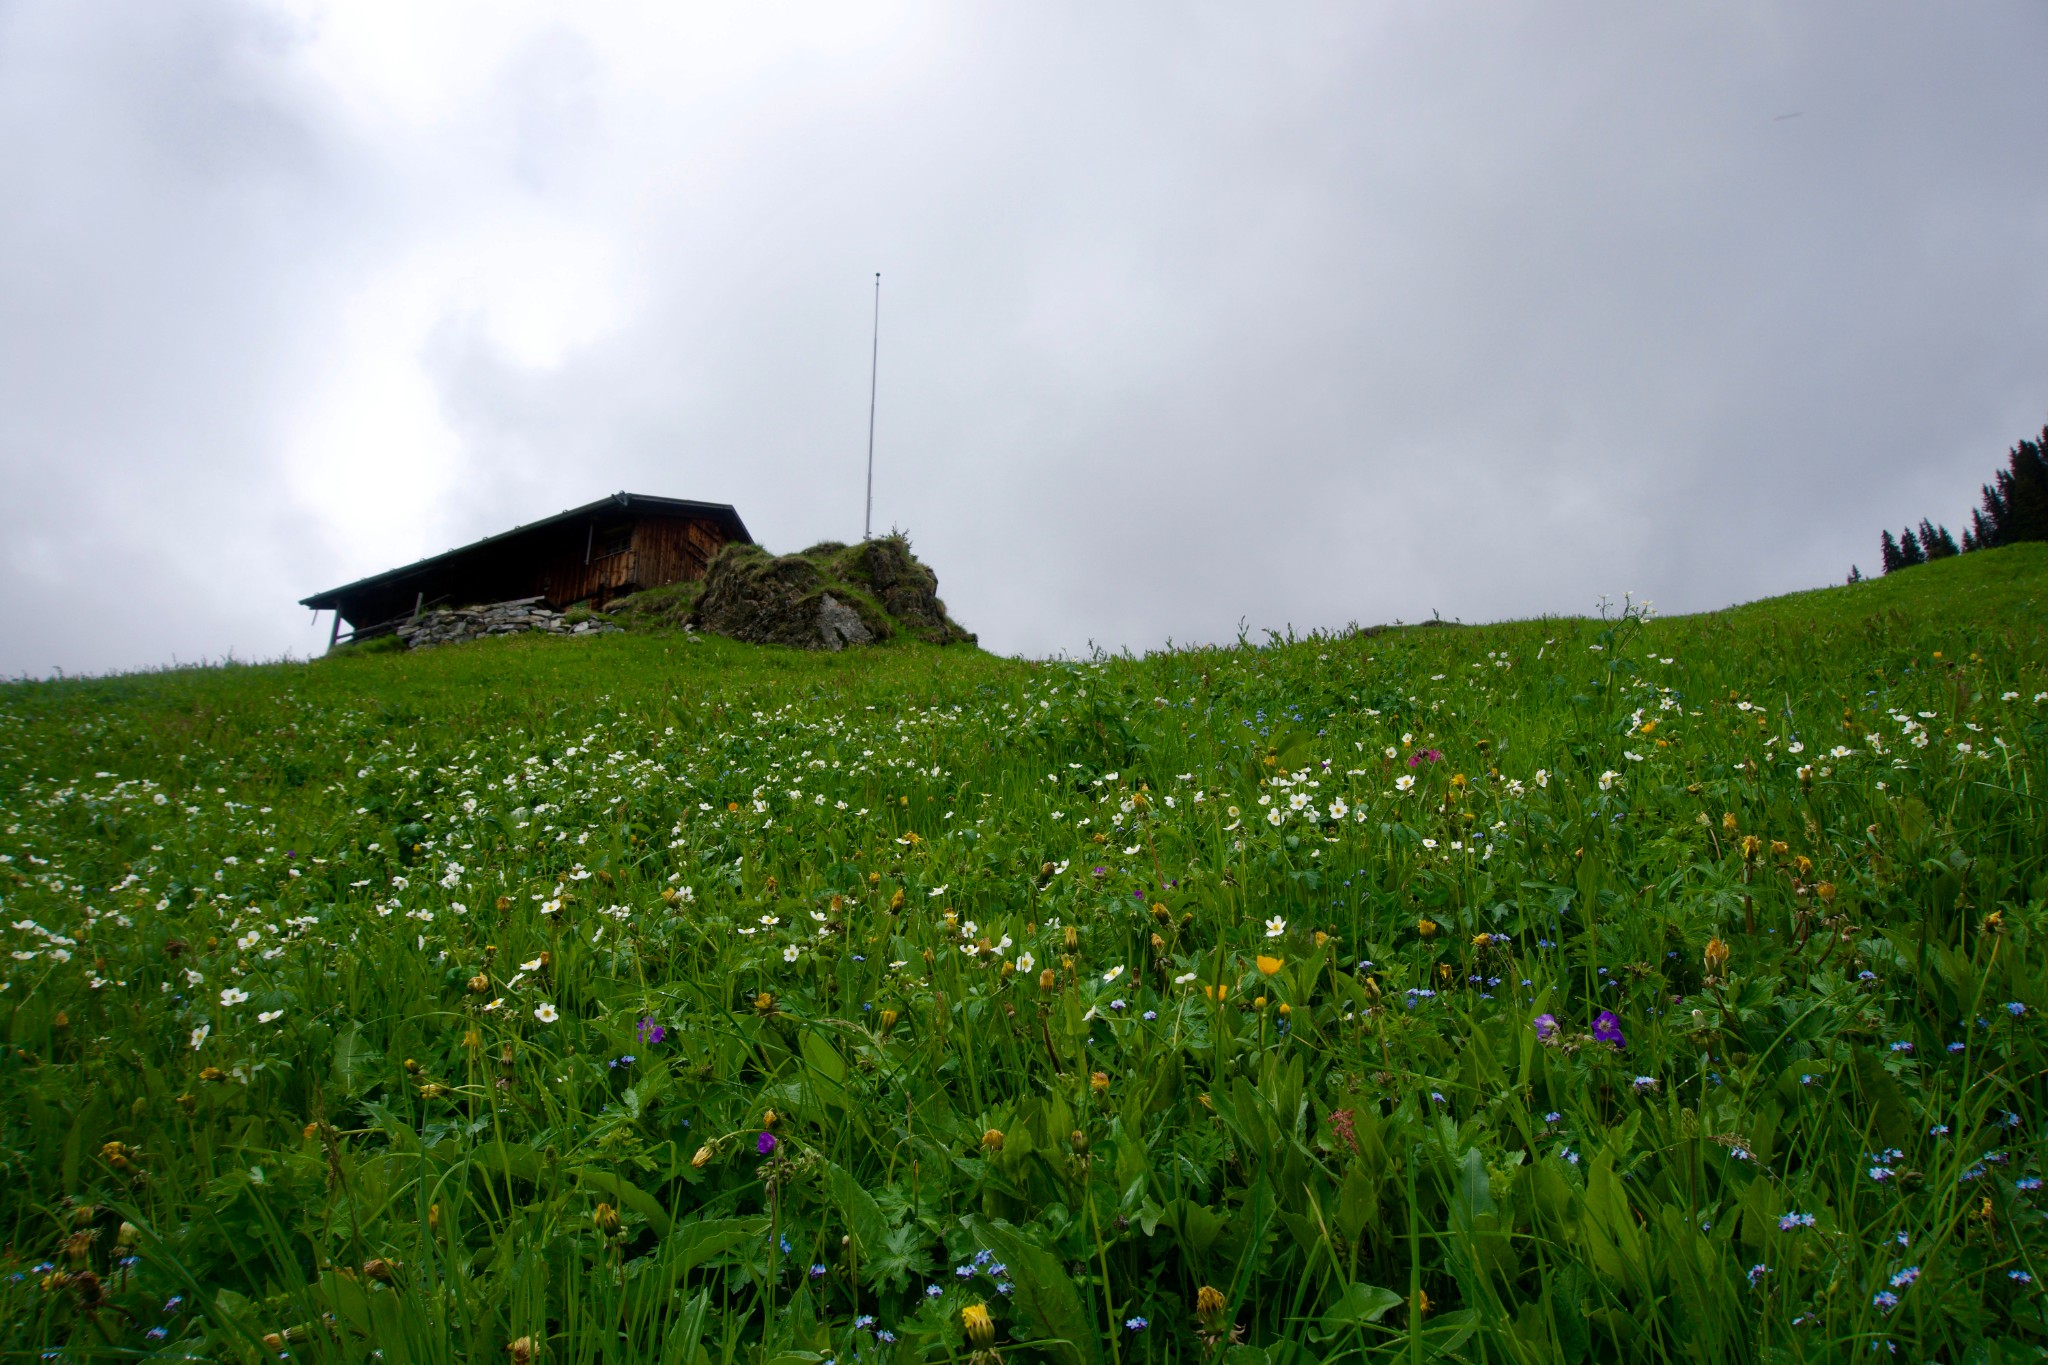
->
(838, 537), (973, 644)
(688, 535), (973, 651)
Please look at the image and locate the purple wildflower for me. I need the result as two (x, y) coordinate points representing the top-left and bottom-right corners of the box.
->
(637, 1016), (667, 1046)
(757, 1131), (777, 1156)
(1533, 1013), (1558, 1041)
(1592, 1010), (1626, 1049)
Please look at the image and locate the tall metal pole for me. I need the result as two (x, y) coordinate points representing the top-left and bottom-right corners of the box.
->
(864, 272), (880, 540)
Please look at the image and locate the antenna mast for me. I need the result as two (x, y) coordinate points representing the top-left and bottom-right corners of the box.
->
(863, 272), (881, 540)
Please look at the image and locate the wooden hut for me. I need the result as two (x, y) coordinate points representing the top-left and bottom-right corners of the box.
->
(300, 492), (751, 645)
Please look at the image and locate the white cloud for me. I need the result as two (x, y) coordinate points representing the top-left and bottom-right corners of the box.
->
(4, 2), (2048, 674)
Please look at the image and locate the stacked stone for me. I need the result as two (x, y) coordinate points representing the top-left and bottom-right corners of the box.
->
(394, 597), (614, 649)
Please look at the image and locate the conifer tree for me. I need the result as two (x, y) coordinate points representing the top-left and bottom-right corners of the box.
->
(1966, 425), (2048, 550)
(1873, 420), (2048, 565)
(1975, 484), (2011, 549)
(1919, 520), (1959, 560)
(2002, 428), (2048, 541)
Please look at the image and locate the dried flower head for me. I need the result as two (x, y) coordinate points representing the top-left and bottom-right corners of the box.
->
(1704, 937), (1730, 976)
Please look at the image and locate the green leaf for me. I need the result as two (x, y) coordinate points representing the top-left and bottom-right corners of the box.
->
(801, 1028), (849, 1084)
(815, 1157), (889, 1261)
(1163, 1198), (1226, 1269)
(963, 1215), (1102, 1365)
(1848, 1046), (1912, 1148)
(1451, 1147), (1494, 1226)
(332, 1024), (382, 1098)
(575, 1166), (672, 1237)
(1895, 795), (1933, 847)
(468, 1141), (544, 1185)
(660, 1289), (712, 1365)
(668, 1215), (771, 1273)
(1317, 1282), (1402, 1336)
(1335, 1162), (1376, 1244)
(1580, 1151), (1653, 1300)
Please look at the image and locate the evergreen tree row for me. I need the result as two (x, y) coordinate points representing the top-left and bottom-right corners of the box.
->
(1872, 422), (2048, 576)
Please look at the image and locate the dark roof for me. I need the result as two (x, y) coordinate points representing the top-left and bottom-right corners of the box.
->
(298, 492), (751, 610)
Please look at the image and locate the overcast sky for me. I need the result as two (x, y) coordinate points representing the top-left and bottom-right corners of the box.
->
(3, 2), (2045, 677)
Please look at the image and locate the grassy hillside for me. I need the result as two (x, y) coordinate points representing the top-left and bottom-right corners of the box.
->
(4, 547), (2048, 1362)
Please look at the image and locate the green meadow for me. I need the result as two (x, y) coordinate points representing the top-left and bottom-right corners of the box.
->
(5, 545), (2048, 1363)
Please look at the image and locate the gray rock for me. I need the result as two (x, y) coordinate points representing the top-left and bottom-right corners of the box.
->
(817, 594), (874, 651)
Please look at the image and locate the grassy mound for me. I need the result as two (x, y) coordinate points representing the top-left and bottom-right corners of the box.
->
(3, 546), (2048, 1360)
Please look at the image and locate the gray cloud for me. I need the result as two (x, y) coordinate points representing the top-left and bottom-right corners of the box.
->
(3, 2), (2045, 676)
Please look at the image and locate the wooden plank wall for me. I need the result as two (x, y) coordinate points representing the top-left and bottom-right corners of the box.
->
(631, 518), (725, 587)
(533, 517), (728, 607)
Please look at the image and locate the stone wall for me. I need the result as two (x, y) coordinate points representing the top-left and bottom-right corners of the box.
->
(391, 597), (622, 650)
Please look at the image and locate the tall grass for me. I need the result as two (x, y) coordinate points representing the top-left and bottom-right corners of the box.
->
(3, 546), (2047, 1362)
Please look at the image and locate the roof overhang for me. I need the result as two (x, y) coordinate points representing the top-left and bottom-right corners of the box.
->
(298, 492), (752, 610)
